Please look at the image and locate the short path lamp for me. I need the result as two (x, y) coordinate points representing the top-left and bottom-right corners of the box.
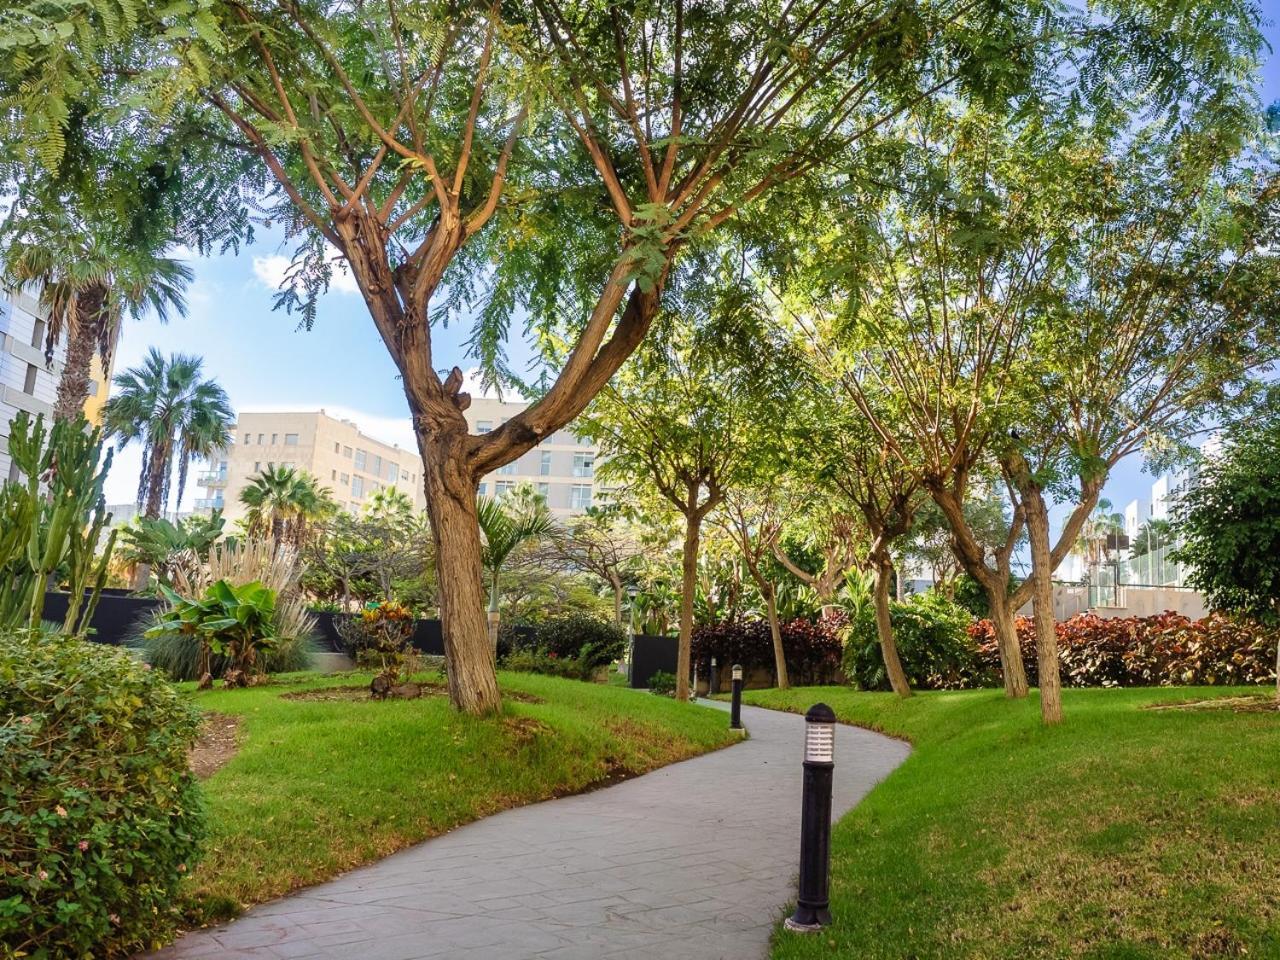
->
(729, 664), (744, 730)
(785, 703), (836, 933)
(708, 657), (719, 696)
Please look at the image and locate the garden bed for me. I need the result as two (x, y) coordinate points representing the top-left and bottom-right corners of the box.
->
(742, 685), (1280, 959)
(175, 669), (734, 933)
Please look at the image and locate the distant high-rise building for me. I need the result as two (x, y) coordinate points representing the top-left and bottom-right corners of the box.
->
(194, 410), (429, 523)
(0, 285), (67, 480)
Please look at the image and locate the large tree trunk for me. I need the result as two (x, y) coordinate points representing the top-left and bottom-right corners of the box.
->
(1023, 493), (1063, 724)
(419, 429), (501, 715)
(873, 557), (912, 697)
(675, 511), (701, 702)
(54, 285), (107, 423)
(143, 442), (169, 520)
(986, 587), (1029, 698)
(763, 584), (790, 690)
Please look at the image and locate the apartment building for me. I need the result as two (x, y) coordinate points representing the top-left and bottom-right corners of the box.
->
(464, 397), (601, 518)
(0, 285), (67, 481)
(194, 410), (427, 523)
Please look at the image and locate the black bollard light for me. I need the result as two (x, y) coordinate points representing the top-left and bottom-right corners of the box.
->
(784, 703), (836, 933)
(729, 663), (743, 729)
(709, 657), (719, 696)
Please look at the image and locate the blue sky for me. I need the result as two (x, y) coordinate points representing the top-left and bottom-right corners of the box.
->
(103, 17), (1280, 534)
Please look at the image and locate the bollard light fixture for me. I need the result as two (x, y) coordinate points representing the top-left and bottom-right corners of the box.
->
(785, 702), (837, 934)
(729, 663), (744, 730)
(804, 709), (835, 764)
(732, 663), (743, 681)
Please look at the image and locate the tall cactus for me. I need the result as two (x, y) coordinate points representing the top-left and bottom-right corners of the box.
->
(0, 412), (116, 637)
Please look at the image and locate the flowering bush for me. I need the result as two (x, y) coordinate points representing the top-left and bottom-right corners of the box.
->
(0, 631), (205, 957)
(690, 613), (844, 685)
(968, 611), (1278, 689)
(336, 599), (417, 676)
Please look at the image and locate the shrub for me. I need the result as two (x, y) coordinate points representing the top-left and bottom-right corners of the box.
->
(843, 591), (987, 691)
(968, 611), (1278, 689)
(648, 670), (677, 696)
(0, 631), (205, 957)
(534, 614), (628, 671)
(690, 613), (845, 685)
(141, 624), (316, 681)
(146, 580), (281, 686)
(503, 648), (594, 680)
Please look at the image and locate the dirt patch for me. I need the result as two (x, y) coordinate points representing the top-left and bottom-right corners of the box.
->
(1145, 695), (1279, 714)
(191, 712), (242, 779)
(503, 715), (552, 744)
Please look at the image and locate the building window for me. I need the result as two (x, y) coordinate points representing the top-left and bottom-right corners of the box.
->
(477, 421), (492, 434)
(284, 433), (299, 445)
(257, 434), (264, 444)
(499, 461), (517, 476)
(573, 453), (593, 478)
(372, 454), (382, 476)
(254, 462), (261, 472)
(340, 473), (349, 484)
(570, 484), (593, 510)
(343, 445), (353, 458)
(271, 433), (278, 445)
(331, 469), (337, 480)
(30, 319), (45, 349)
(477, 482), (487, 496)
(243, 434), (250, 445)
(351, 476), (364, 497)
(537, 482), (550, 499)
(22, 363), (37, 394)
(387, 463), (398, 482)
(354, 449), (367, 470)
(334, 442), (340, 453)
(495, 481), (515, 497)
(7, 461), (20, 483)
(540, 451), (552, 476)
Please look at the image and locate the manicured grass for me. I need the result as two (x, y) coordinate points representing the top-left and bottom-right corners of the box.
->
(181, 671), (731, 922)
(741, 686), (1280, 960)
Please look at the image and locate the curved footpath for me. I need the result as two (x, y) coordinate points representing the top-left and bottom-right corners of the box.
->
(144, 700), (909, 960)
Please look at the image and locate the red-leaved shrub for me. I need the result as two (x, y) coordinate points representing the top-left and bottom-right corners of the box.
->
(691, 613), (845, 685)
(968, 612), (1277, 688)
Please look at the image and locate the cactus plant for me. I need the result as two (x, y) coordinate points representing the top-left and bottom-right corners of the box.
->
(0, 412), (116, 636)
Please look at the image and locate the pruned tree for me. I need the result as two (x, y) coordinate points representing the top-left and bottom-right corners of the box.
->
(551, 507), (643, 626)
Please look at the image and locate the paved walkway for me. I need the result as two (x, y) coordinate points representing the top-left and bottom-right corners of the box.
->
(146, 701), (909, 960)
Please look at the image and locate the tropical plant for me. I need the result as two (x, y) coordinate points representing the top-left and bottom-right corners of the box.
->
(148, 579), (278, 687)
(1129, 518), (1173, 559)
(117, 511), (225, 587)
(101, 349), (233, 520)
(0, 413), (115, 634)
(1073, 499), (1127, 570)
(478, 490), (555, 646)
(842, 591), (982, 692)
(0, 207), (191, 422)
(240, 465), (333, 547)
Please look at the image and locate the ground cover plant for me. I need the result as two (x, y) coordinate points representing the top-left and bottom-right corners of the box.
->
(177, 670), (733, 927)
(742, 686), (1280, 959)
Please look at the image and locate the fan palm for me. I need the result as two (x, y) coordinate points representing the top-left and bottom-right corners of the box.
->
(1073, 499), (1126, 568)
(477, 492), (555, 644)
(0, 212), (191, 422)
(101, 349), (233, 520)
(241, 466), (334, 547)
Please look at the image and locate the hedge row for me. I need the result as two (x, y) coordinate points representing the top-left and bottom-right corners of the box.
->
(969, 611), (1278, 689)
(690, 614), (844, 685)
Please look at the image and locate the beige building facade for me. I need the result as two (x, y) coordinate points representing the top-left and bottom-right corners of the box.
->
(194, 410), (427, 522)
(464, 397), (601, 518)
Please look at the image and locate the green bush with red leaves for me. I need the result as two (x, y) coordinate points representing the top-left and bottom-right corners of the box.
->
(968, 611), (1277, 689)
(690, 614), (845, 685)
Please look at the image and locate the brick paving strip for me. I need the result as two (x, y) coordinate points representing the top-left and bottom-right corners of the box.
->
(144, 700), (910, 960)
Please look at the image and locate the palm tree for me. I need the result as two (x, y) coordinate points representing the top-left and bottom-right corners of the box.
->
(0, 212), (191, 422)
(477, 491), (555, 647)
(241, 466), (334, 547)
(102, 349), (233, 520)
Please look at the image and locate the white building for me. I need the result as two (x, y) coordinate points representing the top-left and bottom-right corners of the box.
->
(0, 285), (66, 481)
(1123, 497), (1150, 544)
(464, 397), (601, 518)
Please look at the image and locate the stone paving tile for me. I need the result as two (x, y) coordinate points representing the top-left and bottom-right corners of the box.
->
(141, 701), (909, 960)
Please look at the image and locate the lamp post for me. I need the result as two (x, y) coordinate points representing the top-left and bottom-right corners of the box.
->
(730, 663), (743, 730)
(785, 703), (836, 933)
(708, 657), (719, 696)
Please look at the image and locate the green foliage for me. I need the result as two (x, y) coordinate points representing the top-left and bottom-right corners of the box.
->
(1172, 409), (1280, 627)
(647, 670), (677, 697)
(503, 614), (628, 680)
(118, 511), (225, 585)
(842, 591), (982, 691)
(0, 631), (205, 957)
(239, 466), (334, 546)
(0, 412), (116, 635)
(147, 579), (278, 682)
(140, 620), (314, 682)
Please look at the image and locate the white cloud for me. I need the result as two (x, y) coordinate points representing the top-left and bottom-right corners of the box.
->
(251, 247), (360, 296)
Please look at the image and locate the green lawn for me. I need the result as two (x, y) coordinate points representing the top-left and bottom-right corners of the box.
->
(741, 686), (1280, 960)
(181, 671), (731, 923)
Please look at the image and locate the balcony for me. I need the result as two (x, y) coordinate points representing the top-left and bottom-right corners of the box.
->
(193, 497), (224, 511)
(198, 471), (228, 486)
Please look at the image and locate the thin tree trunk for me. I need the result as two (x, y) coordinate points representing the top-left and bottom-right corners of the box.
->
(54, 286), (107, 423)
(488, 570), (501, 651)
(675, 511), (701, 702)
(143, 443), (169, 520)
(987, 588), (1029, 698)
(764, 584), (790, 690)
(611, 576), (624, 627)
(873, 558), (911, 697)
(1024, 495), (1063, 724)
(420, 430), (501, 715)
